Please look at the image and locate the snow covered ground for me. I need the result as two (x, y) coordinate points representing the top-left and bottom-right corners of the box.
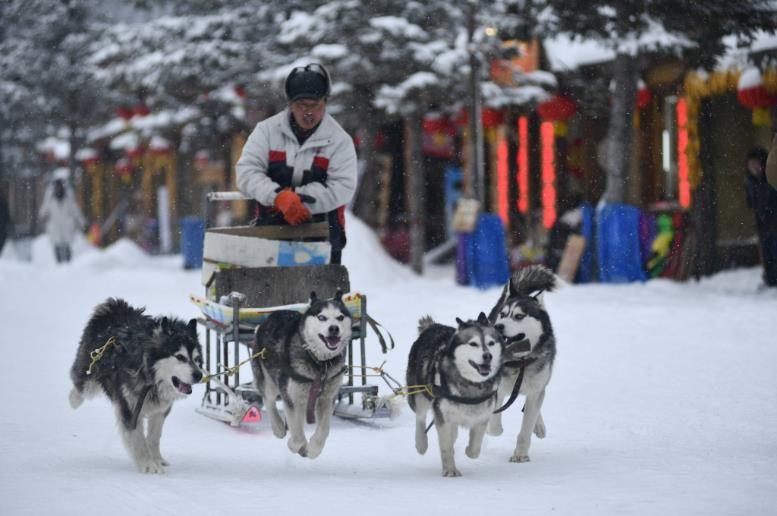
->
(1, 219), (776, 515)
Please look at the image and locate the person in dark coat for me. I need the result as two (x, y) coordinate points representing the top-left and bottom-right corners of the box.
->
(744, 147), (777, 287)
(0, 192), (11, 255)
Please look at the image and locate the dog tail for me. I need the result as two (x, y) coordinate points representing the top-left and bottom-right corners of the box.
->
(417, 315), (436, 334)
(509, 265), (556, 297)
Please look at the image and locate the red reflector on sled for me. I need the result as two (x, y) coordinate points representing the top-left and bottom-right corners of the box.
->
(242, 406), (262, 423)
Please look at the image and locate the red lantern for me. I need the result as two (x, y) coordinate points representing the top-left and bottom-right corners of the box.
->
(636, 80), (652, 110)
(537, 94), (577, 122)
(116, 105), (133, 121)
(195, 150), (210, 168)
(134, 104), (150, 117)
(422, 115), (457, 159)
(116, 158), (133, 183)
(149, 136), (172, 156)
(737, 67), (777, 126)
(234, 85), (246, 98)
(78, 148), (100, 167)
(482, 108), (505, 128)
(126, 146), (144, 160)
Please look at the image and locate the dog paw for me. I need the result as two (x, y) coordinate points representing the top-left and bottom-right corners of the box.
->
(271, 422), (287, 439)
(287, 438), (307, 455)
(138, 459), (166, 474)
(151, 455), (170, 467)
(465, 445), (481, 459)
(442, 467), (462, 477)
(534, 421), (546, 439)
(415, 435), (428, 455)
(509, 454), (530, 463)
(303, 440), (323, 459)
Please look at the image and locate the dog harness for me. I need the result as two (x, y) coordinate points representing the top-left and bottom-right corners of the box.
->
(281, 351), (347, 425)
(493, 356), (537, 414)
(421, 360), (500, 434)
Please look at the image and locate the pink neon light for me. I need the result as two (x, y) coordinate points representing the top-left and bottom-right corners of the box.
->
(517, 116), (529, 214)
(497, 133), (509, 225)
(540, 121), (556, 228)
(676, 98), (691, 209)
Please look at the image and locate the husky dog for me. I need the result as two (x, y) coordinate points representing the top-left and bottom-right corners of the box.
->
(69, 298), (203, 474)
(407, 313), (504, 477)
(487, 265), (557, 463)
(251, 290), (352, 459)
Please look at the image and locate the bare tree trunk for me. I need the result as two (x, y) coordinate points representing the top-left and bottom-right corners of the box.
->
(351, 98), (381, 228)
(601, 52), (639, 205)
(405, 112), (425, 274)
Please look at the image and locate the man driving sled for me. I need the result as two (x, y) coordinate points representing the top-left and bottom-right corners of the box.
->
(236, 63), (357, 264)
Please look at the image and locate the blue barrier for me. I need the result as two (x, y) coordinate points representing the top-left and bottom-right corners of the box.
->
(596, 203), (647, 283)
(180, 217), (205, 269)
(577, 203), (596, 283)
(466, 214), (510, 289)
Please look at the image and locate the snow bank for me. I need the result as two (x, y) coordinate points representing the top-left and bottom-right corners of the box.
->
(1, 223), (776, 515)
(342, 211), (413, 288)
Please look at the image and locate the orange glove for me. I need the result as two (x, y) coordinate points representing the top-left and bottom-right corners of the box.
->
(274, 189), (311, 225)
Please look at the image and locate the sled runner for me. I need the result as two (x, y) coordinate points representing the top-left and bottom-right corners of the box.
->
(191, 192), (394, 427)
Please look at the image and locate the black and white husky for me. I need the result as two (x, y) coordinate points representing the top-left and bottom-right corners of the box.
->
(251, 291), (352, 459)
(69, 298), (203, 473)
(487, 265), (557, 463)
(407, 313), (504, 477)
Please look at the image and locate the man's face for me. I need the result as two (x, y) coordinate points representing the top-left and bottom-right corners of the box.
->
(748, 158), (764, 177)
(290, 98), (326, 131)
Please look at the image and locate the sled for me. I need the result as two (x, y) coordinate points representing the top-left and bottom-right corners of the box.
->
(191, 192), (394, 428)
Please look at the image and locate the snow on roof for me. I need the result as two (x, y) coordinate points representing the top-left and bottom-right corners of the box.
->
(148, 135), (171, 151)
(482, 81), (549, 108)
(545, 27), (777, 73)
(74, 148), (98, 161)
(37, 137), (70, 160)
(716, 31), (777, 70)
(88, 107), (200, 143)
(110, 131), (139, 151)
(544, 18), (693, 72)
(543, 34), (614, 72)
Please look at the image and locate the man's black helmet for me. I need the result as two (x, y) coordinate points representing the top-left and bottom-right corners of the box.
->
(284, 63), (331, 102)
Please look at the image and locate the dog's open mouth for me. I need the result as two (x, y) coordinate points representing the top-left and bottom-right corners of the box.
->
(319, 334), (341, 350)
(172, 376), (193, 395)
(468, 360), (492, 377)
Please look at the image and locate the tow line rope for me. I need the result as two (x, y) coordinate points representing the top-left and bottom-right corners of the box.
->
(346, 361), (434, 400)
(86, 336), (117, 375)
(200, 348), (266, 384)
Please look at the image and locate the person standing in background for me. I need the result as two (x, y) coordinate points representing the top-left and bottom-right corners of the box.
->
(745, 148), (777, 287)
(0, 190), (11, 255)
(38, 169), (86, 263)
(766, 133), (777, 190)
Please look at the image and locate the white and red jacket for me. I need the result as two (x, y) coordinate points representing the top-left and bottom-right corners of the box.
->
(236, 109), (357, 218)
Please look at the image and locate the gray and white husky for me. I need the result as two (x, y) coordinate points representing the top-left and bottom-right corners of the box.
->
(251, 291), (352, 459)
(487, 265), (557, 463)
(407, 313), (504, 477)
(69, 298), (203, 474)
